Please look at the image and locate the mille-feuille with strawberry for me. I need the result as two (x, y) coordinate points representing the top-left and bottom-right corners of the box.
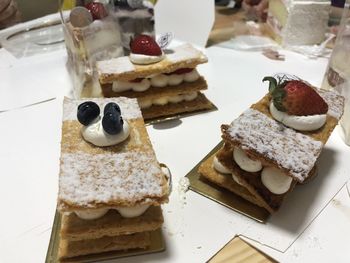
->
(96, 34), (213, 120)
(199, 75), (344, 213)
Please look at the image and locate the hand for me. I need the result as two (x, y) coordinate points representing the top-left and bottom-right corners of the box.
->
(0, 0), (21, 29)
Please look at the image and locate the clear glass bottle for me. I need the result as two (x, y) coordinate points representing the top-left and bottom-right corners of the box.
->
(59, 0), (123, 98)
(321, 1), (350, 145)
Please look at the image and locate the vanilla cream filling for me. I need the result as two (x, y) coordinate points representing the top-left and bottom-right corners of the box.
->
(129, 52), (164, 65)
(233, 147), (262, 173)
(232, 173), (243, 186)
(139, 99), (152, 109)
(117, 205), (150, 218)
(168, 95), (183, 103)
(75, 208), (109, 220)
(213, 155), (244, 186)
(112, 69), (200, 93)
(184, 70), (200, 82)
(139, 92), (198, 109)
(113, 79), (151, 93)
(232, 146), (293, 194)
(81, 117), (130, 147)
(167, 74), (183, 86)
(74, 205), (150, 220)
(151, 74), (168, 87)
(231, 148), (293, 194)
(270, 102), (327, 131)
(261, 167), (293, 195)
(213, 156), (231, 174)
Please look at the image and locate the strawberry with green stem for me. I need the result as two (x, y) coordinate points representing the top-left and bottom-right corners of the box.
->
(263, 76), (328, 116)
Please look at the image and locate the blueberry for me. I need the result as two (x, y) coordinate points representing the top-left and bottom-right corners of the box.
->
(77, 101), (100, 126)
(102, 111), (124, 135)
(104, 102), (121, 115)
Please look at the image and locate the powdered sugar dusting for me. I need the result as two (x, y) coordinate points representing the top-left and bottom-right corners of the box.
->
(59, 152), (165, 207)
(167, 43), (207, 63)
(63, 97), (142, 121)
(97, 56), (135, 75)
(318, 89), (345, 120)
(177, 177), (190, 207)
(96, 43), (207, 78)
(226, 109), (323, 182)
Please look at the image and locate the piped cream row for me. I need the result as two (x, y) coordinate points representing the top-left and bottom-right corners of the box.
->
(74, 204), (150, 220)
(212, 156), (244, 186)
(112, 69), (200, 93)
(232, 147), (292, 194)
(212, 149), (293, 195)
(139, 92), (198, 109)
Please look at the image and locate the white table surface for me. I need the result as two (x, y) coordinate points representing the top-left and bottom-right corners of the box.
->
(0, 43), (350, 263)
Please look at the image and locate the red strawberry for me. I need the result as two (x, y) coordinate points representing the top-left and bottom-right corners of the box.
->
(130, 35), (162, 56)
(173, 68), (194, 75)
(85, 2), (108, 20)
(263, 76), (328, 116)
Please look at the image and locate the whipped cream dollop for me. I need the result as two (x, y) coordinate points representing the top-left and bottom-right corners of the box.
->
(261, 167), (293, 195)
(184, 70), (200, 82)
(213, 156), (231, 174)
(117, 204), (150, 218)
(129, 52), (164, 65)
(151, 74), (168, 87)
(75, 208), (109, 220)
(81, 117), (130, 147)
(113, 79), (151, 92)
(233, 147), (262, 172)
(74, 205), (150, 220)
(270, 102), (327, 131)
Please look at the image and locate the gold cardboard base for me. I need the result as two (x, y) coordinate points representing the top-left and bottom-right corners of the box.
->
(186, 141), (270, 223)
(207, 236), (277, 263)
(45, 212), (165, 263)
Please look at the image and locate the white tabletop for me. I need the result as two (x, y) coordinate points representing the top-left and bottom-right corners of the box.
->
(0, 42), (350, 263)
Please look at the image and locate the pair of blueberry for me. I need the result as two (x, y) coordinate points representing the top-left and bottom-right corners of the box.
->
(77, 101), (124, 135)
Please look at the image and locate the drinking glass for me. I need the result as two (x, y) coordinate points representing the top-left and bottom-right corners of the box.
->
(321, 1), (350, 145)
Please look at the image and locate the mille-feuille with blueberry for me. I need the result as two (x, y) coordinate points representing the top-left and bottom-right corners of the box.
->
(57, 97), (169, 260)
(96, 35), (213, 120)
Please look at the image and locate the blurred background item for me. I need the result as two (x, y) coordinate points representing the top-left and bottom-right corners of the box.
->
(59, 0), (123, 98)
(16, 0), (57, 22)
(242, 0), (268, 22)
(321, 1), (350, 145)
(330, 0), (346, 26)
(266, 0), (330, 46)
(155, 0), (214, 47)
(114, 0), (156, 53)
(0, 0), (21, 29)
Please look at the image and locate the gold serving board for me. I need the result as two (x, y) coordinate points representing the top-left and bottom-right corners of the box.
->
(45, 211), (165, 263)
(207, 236), (277, 263)
(186, 141), (270, 223)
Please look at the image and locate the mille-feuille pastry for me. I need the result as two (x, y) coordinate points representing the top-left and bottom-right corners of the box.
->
(57, 97), (169, 260)
(96, 34), (213, 120)
(199, 75), (344, 213)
